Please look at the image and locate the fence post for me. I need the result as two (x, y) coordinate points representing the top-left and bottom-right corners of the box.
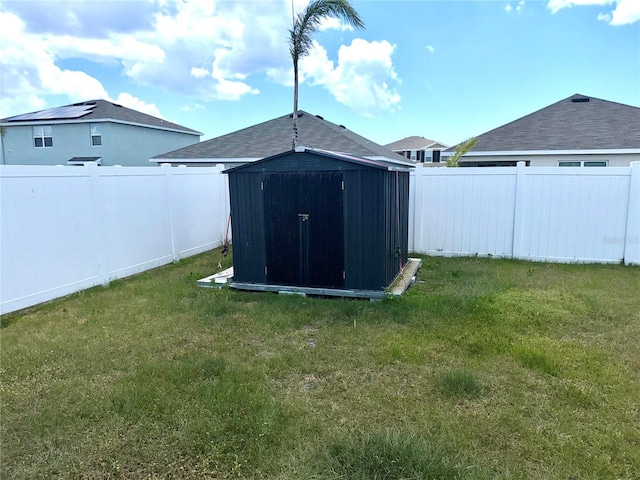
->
(410, 163), (424, 253)
(162, 163), (179, 262)
(624, 161), (640, 265)
(87, 163), (110, 286)
(215, 164), (230, 244)
(512, 161), (527, 259)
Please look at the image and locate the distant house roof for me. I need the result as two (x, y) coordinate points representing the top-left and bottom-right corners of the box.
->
(1, 99), (202, 136)
(385, 136), (448, 150)
(446, 94), (640, 153)
(153, 111), (412, 165)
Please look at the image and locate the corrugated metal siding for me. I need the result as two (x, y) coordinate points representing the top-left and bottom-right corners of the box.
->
(229, 173), (266, 283)
(263, 172), (344, 288)
(382, 171), (409, 287)
(343, 170), (387, 290)
(227, 150), (410, 293)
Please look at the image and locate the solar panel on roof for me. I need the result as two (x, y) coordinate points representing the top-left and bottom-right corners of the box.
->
(6, 104), (96, 122)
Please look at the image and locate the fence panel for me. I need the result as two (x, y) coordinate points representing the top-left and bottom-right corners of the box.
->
(411, 165), (517, 257)
(1, 164), (229, 315)
(167, 165), (230, 259)
(3, 162), (638, 315)
(1, 167), (101, 311)
(411, 162), (639, 265)
(518, 167), (631, 263)
(96, 167), (173, 280)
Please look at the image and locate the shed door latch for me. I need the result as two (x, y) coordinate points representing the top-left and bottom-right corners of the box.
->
(298, 213), (309, 221)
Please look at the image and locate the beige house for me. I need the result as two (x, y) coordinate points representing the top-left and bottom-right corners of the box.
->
(446, 94), (640, 167)
(384, 136), (449, 166)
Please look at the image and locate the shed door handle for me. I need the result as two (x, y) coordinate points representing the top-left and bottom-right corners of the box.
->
(298, 213), (309, 221)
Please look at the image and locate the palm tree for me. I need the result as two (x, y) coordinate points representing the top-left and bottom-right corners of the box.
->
(289, 0), (364, 149)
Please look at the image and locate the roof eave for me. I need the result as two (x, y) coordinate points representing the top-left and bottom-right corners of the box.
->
(0, 118), (202, 136)
(458, 149), (640, 156)
(151, 157), (261, 164)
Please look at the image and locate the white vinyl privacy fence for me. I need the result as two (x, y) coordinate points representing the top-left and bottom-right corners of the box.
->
(1, 164), (229, 315)
(1, 162), (638, 315)
(409, 162), (640, 265)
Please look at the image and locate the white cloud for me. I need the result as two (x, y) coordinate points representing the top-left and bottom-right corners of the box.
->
(506, 1), (526, 14)
(0, 10), (109, 115)
(181, 103), (205, 112)
(609, 0), (640, 24)
(426, 45), (435, 53)
(547, 0), (640, 24)
(300, 39), (401, 116)
(113, 93), (163, 118)
(190, 67), (210, 79)
(597, 11), (613, 21)
(0, 0), (401, 117)
(319, 16), (355, 31)
(50, 35), (165, 65)
(0, 9), (167, 120)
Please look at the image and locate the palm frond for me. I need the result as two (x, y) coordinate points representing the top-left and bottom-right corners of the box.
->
(446, 137), (478, 167)
(290, 0), (364, 61)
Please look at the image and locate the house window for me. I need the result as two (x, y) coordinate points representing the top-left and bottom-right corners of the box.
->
(425, 152), (432, 162)
(559, 160), (607, 167)
(559, 161), (581, 167)
(91, 124), (102, 146)
(33, 125), (53, 148)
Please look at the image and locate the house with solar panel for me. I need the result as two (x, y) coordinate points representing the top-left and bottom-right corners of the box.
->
(0, 100), (201, 167)
(443, 94), (640, 167)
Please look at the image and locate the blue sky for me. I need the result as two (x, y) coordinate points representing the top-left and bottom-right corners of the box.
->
(1, 0), (638, 147)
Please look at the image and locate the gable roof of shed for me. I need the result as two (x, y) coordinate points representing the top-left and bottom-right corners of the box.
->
(445, 94), (640, 153)
(224, 147), (413, 174)
(1, 99), (202, 135)
(154, 111), (412, 165)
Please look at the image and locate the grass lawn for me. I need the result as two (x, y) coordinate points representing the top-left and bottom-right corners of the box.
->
(2, 249), (639, 479)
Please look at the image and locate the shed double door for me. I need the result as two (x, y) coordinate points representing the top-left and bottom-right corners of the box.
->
(263, 172), (344, 288)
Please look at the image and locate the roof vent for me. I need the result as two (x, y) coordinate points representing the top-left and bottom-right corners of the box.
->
(339, 125), (347, 130)
(315, 115), (324, 120)
(571, 96), (590, 103)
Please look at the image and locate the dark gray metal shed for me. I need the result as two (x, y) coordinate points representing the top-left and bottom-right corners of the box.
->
(224, 147), (411, 296)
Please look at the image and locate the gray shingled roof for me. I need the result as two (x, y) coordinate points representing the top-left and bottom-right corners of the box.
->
(154, 111), (411, 164)
(1, 99), (201, 135)
(446, 94), (640, 153)
(385, 136), (445, 150)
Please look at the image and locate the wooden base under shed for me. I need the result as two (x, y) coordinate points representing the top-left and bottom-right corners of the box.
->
(197, 258), (421, 300)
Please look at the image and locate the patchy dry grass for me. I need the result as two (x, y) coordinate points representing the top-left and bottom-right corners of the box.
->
(1, 250), (639, 479)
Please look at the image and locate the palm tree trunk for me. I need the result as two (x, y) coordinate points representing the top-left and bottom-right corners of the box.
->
(292, 59), (299, 150)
